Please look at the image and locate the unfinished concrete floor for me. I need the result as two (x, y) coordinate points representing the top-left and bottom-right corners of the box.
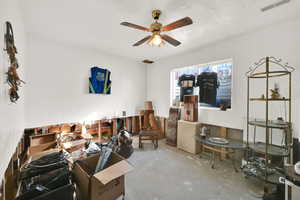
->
(124, 139), (264, 200)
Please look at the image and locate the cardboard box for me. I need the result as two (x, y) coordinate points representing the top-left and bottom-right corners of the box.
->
(144, 101), (153, 110)
(73, 152), (134, 200)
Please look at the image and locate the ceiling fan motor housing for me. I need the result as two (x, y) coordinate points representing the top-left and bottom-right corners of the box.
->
(150, 22), (162, 32)
(152, 10), (161, 20)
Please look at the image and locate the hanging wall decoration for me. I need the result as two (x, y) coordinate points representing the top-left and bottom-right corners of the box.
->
(89, 66), (111, 94)
(4, 21), (25, 103)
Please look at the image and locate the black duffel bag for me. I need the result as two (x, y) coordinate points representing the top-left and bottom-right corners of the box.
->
(16, 184), (74, 200)
(17, 167), (72, 200)
(20, 151), (68, 180)
(23, 167), (71, 192)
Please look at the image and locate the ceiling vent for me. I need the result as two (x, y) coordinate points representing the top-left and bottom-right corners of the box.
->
(142, 59), (154, 64)
(261, 0), (291, 12)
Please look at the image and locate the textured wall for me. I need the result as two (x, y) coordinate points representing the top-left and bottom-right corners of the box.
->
(25, 35), (146, 128)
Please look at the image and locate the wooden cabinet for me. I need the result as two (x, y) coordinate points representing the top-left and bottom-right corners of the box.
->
(177, 120), (201, 154)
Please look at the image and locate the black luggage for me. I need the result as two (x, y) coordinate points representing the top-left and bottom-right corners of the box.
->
(20, 151), (68, 180)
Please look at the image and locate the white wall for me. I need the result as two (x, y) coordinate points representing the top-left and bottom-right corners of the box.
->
(25, 35), (146, 128)
(147, 17), (300, 140)
(0, 0), (26, 180)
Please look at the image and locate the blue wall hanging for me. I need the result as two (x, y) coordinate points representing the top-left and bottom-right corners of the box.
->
(89, 67), (111, 94)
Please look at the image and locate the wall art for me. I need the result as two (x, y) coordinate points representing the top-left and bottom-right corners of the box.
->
(89, 66), (111, 94)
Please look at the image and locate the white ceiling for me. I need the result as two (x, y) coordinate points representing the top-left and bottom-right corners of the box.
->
(22, 0), (300, 61)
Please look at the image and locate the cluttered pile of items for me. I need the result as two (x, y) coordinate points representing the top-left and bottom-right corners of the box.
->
(17, 150), (72, 200)
(11, 119), (134, 200)
(1, 101), (167, 200)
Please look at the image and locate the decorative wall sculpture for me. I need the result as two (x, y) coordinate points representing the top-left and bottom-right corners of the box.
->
(4, 21), (25, 103)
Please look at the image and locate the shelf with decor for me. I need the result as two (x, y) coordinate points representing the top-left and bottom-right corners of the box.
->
(248, 120), (290, 129)
(248, 142), (289, 157)
(243, 156), (285, 185)
(243, 56), (295, 199)
(249, 98), (290, 102)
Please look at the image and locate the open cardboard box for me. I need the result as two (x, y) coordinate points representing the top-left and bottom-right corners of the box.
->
(73, 152), (134, 200)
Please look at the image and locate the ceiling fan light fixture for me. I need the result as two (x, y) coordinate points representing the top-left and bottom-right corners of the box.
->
(147, 34), (165, 47)
(121, 10), (193, 47)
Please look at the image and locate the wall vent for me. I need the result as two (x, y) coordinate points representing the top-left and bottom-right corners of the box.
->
(261, 0), (291, 12)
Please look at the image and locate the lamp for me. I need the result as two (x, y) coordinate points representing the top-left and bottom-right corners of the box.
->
(147, 34), (165, 47)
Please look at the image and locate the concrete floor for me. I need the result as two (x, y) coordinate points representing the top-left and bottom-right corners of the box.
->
(124, 139), (264, 200)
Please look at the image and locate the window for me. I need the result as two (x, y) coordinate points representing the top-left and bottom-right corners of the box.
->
(170, 59), (232, 109)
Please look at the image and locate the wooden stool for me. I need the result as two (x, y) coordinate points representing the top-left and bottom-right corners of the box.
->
(138, 130), (158, 149)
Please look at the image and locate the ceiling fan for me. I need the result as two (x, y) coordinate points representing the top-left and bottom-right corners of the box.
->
(120, 10), (193, 47)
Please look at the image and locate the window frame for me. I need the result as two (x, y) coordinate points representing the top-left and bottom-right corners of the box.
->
(170, 58), (233, 111)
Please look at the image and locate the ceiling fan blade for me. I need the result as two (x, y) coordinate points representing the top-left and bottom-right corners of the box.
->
(120, 22), (150, 32)
(161, 17), (193, 32)
(161, 34), (181, 47)
(133, 35), (152, 46)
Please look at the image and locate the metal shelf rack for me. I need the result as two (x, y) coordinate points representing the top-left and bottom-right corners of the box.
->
(244, 56), (295, 199)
